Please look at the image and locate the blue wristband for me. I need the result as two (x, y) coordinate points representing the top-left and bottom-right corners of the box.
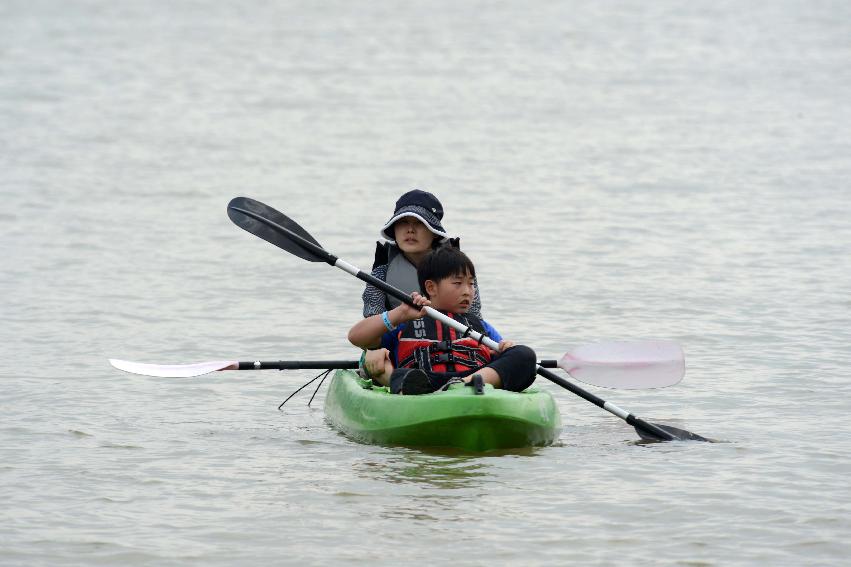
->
(381, 311), (396, 332)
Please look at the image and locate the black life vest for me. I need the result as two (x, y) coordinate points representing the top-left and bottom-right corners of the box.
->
(396, 312), (494, 374)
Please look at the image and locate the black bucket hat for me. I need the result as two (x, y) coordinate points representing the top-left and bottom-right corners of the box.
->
(380, 189), (449, 242)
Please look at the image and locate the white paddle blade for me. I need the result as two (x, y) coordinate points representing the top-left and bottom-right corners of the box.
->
(558, 340), (685, 389)
(108, 359), (238, 378)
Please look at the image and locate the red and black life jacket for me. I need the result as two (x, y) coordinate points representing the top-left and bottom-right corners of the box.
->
(396, 312), (494, 374)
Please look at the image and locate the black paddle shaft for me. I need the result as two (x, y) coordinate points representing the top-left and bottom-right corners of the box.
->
(536, 367), (677, 441)
(236, 361), (359, 370)
(236, 360), (562, 372)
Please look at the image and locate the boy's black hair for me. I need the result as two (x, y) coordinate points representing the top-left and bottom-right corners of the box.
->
(417, 245), (476, 297)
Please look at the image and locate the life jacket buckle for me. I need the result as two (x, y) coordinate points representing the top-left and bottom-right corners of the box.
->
(433, 352), (455, 363)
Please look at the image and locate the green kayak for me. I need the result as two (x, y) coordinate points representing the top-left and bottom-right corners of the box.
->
(323, 369), (562, 452)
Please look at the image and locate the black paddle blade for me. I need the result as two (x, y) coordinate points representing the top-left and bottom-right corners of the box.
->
(635, 423), (711, 443)
(227, 197), (326, 262)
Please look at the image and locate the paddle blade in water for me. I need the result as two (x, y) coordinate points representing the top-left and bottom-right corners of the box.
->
(635, 423), (711, 442)
(227, 196), (326, 262)
(559, 340), (685, 389)
(109, 359), (237, 378)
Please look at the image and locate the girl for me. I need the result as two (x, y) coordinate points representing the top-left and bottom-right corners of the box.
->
(361, 189), (483, 317)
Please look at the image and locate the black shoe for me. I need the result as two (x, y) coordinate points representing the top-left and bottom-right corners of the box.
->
(390, 369), (433, 395)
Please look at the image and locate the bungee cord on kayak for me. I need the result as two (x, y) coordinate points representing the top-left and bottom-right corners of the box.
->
(306, 371), (333, 408)
(278, 369), (334, 411)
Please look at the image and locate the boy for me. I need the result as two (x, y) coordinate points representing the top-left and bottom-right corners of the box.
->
(348, 246), (537, 395)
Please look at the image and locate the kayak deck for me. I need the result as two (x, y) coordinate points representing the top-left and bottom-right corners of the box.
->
(323, 369), (562, 452)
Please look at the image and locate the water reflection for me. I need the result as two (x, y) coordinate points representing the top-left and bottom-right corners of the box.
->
(349, 448), (546, 522)
(356, 445), (544, 489)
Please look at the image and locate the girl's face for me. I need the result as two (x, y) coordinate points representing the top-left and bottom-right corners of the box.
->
(393, 217), (434, 255)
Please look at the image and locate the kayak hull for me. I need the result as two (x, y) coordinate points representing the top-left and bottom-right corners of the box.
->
(323, 369), (562, 452)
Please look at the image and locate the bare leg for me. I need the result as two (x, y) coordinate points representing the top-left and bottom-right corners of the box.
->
(372, 371), (391, 387)
(460, 345), (537, 392)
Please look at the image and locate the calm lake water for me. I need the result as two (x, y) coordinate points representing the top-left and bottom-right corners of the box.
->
(2, 1), (850, 565)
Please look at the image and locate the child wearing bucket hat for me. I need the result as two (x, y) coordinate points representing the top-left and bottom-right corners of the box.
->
(361, 189), (483, 318)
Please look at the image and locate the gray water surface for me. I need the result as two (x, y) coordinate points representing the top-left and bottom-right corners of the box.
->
(2, 1), (850, 565)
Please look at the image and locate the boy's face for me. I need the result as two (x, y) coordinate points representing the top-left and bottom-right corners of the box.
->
(423, 270), (475, 313)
